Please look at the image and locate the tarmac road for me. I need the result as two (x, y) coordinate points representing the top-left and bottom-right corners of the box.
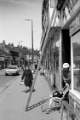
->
(0, 69), (21, 94)
(0, 71), (62, 120)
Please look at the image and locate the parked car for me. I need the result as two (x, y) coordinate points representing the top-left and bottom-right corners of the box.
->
(5, 65), (20, 76)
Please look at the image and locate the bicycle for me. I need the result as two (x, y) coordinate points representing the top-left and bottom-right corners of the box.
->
(41, 95), (63, 114)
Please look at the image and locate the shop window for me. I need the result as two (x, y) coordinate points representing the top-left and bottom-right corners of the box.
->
(72, 32), (80, 92)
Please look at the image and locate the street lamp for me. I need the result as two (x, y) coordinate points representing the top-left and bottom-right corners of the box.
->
(25, 19), (34, 65)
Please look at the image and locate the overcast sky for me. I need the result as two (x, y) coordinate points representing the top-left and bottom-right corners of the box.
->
(0, 0), (42, 50)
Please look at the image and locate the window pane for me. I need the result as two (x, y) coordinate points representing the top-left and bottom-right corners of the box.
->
(72, 32), (80, 92)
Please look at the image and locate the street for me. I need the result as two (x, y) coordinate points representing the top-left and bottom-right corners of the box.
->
(0, 69), (21, 93)
(0, 71), (62, 120)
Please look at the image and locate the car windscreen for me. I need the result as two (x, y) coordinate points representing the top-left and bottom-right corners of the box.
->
(8, 66), (17, 69)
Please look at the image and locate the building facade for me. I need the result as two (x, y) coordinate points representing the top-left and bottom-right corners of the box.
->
(40, 0), (80, 119)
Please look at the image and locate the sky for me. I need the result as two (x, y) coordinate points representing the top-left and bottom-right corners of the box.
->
(0, 0), (42, 50)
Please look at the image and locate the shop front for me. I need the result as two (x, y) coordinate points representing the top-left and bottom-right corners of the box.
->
(57, 0), (80, 119)
(0, 56), (5, 69)
(69, 12), (80, 120)
(61, 2), (80, 120)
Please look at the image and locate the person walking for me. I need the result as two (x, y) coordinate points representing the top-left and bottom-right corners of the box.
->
(21, 64), (33, 90)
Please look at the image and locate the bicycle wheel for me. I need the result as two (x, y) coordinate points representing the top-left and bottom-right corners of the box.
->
(41, 97), (62, 114)
(41, 99), (51, 113)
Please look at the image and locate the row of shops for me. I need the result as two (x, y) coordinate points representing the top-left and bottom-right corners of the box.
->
(0, 54), (24, 69)
(0, 56), (12, 69)
(0, 43), (40, 69)
(0, 45), (25, 69)
(40, 0), (80, 119)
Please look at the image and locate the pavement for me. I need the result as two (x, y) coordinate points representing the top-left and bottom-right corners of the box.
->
(0, 71), (63, 120)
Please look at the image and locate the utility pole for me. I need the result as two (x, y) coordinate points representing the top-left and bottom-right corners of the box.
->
(25, 1), (58, 108)
(25, 19), (34, 65)
(31, 20), (34, 65)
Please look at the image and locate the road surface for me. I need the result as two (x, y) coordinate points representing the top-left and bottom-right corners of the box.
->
(0, 69), (21, 93)
(0, 71), (62, 120)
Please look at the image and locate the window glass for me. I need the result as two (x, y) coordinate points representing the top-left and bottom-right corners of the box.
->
(8, 65), (17, 69)
(54, 41), (60, 88)
(72, 32), (80, 92)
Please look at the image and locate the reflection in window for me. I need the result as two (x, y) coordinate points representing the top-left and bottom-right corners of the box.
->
(72, 39), (80, 92)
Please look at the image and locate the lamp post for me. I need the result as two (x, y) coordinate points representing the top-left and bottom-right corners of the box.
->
(25, 19), (34, 65)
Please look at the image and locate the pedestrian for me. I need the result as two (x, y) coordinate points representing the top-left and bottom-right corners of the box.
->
(47, 63), (71, 111)
(21, 64), (33, 90)
(62, 63), (71, 103)
(22, 64), (25, 71)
